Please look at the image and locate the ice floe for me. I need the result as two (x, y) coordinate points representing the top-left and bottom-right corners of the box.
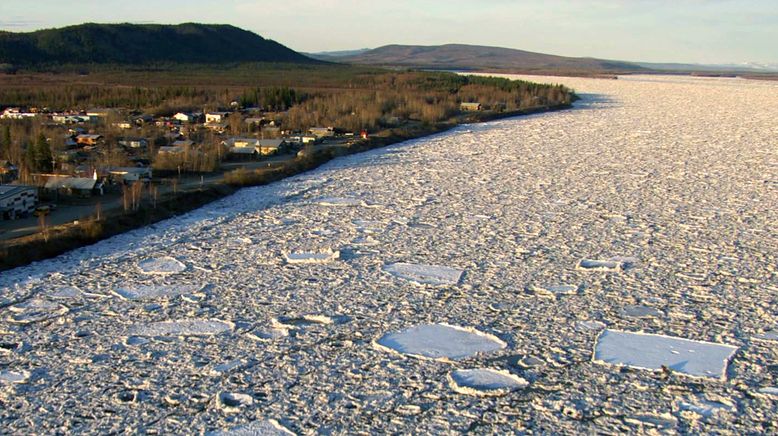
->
(448, 368), (529, 396)
(314, 197), (364, 207)
(126, 319), (234, 337)
(382, 262), (464, 286)
(137, 256), (187, 275)
(620, 305), (663, 319)
(593, 329), (738, 380)
(375, 323), (506, 361)
(532, 284), (578, 298)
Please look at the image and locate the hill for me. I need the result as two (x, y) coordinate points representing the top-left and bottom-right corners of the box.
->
(0, 23), (316, 65)
(336, 44), (646, 74)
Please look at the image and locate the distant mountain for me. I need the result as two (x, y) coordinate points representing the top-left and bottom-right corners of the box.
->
(0, 23), (317, 65)
(636, 61), (778, 73)
(307, 48), (371, 61)
(334, 44), (646, 73)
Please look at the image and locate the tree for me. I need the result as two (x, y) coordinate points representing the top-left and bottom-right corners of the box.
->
(34, 133), (53, 173)
(0, 125), (10, 160)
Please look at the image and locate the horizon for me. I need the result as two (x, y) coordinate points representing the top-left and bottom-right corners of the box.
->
(0, 0), (776, 66)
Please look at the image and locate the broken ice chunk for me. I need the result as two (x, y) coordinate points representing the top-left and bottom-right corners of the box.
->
(284, 249), (340, 264)
(137, 257), (187, 275)
(383, 262), (464, 286)
(206, 419), (295, 436)
(449, 368), (528, 396)
(620, 305), (663, 319)
(576, 259), (622, 272)
(593, 329), (738, 380)
(113, 284), (203, 301)
(375, 323), (506, 361)
(7, 299), (68, 324)
(532, 284), (578, 298)
(127, 319), (234, 337)
(0, 369), (30, 384)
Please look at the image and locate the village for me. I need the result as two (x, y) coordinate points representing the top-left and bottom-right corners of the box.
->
(0, 102), (387, 237)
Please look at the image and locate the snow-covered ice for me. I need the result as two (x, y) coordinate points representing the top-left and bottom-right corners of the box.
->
(382, 262), (464, 286)
(448, 368), (529, 396)
(375, 323), (506, 360)
(593, 329), (738, 380)
(206, 419), (295, 436)
(1, 74), (776, 433)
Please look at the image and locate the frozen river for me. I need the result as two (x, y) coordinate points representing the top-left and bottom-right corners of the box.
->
(1, 75), (777, 434)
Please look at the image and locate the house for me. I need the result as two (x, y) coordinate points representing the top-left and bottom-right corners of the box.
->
(52, 114), (91, 124)
(228, 146), (258, 160)
(257, 139), (286, 155)
(285, 135), (319, 146)
(205, 112), (230, 124)
(0, 185), (38, 220)
(86, 108), (119, 119)
(112, 121), (133, 129)
(118, 137), (148, 149)
(222, 137), (260, 148)
(460, 102), (482, 111)
(76, 134), (103, 146)
(107, 167), (152, 184)
(172, 139), (194, 148)
(1, 108), (37, 120)
(158, 145), (185, 155)
(0, 161), (19, 183)
(309, 127), (335, 138)
(132, 114), (154, 126)
(173, 112), (202, 123)
(44, 176), (102, 198)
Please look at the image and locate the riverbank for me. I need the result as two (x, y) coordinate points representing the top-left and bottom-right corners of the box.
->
(0, 103), (572, 271)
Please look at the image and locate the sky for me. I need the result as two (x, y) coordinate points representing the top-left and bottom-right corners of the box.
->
(1, 0), (776, 65)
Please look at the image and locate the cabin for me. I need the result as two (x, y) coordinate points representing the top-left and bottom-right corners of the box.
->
(460, 102), (482, 111)
(0, 185), (37, 220)
(76, 134), (104, 146)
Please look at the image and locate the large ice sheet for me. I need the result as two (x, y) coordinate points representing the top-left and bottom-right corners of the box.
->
(449, 368), (528, 396)
(375, 323), (506, 361)
(383, 262), (464, 286)
(593, 329), (738, 380)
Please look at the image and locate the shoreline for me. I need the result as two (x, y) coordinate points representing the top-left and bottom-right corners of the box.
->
(0, 103), (573, 272)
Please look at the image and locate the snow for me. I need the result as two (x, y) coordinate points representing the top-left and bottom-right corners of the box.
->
(593, 330), (738, 380)
(375, 323), (506, 361)
(382, 262), (464, 286)
(576, 259), (622, 272)
(0, 74), (776, 433)
(449, 368), (529, 396)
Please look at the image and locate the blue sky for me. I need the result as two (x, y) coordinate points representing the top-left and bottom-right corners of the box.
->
(1, 0), (776, 64)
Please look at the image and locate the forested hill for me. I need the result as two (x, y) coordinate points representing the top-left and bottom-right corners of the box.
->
(336, 44), (646, 74)
(0, 23), (317, 65)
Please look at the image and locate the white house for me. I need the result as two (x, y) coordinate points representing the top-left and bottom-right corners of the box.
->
(173, 112), (201, 123)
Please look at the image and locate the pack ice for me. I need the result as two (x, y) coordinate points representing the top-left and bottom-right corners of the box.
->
(382, 262), (464, 286)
